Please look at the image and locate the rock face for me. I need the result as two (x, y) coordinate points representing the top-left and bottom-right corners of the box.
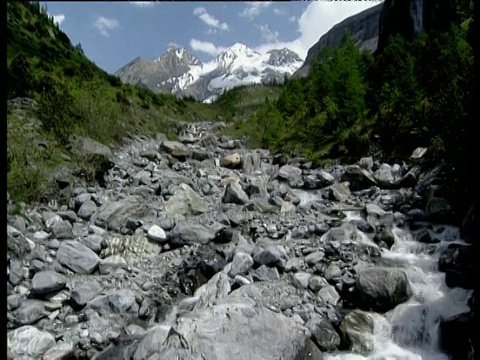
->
(6, 120), (473, 359)
(293, 3), (383, 78)
(377, 0), (469, 53)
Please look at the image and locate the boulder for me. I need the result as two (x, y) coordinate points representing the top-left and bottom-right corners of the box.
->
(340, 165), (377, 191)
(133, 298), (323, 360)
(165, 183), (208, 216)
(339, 310), (375, 355)
(7, 326), (55, 359)
(220, 153), (241, 168)
(95, 196), (150, 232)
(56, 240), (100, 275)
(355, 267), (412, 312)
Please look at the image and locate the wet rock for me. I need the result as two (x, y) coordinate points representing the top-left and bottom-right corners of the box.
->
(439, 312), (474, 360)
(373, 226), (396, 249)
(425, 197), (454, 223)
(416, 229), (440, 244)
(7, 294), (22, 311)
(356, 267), (412, 312)
(278, 165), (302, 181)
(358, 157), (374, 171)
(340, 165), (377, 191)
(306, 314), (341, 352)
(374, 163), (402, 189)
(325, 182), (351, 202)
(339, 310), (374, 355)
(438, 244), (474, 289)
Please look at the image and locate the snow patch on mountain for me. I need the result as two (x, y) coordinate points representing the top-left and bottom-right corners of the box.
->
(115, 43), (304, 102)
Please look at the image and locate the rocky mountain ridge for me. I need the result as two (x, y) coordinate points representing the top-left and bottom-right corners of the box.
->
(115, 44), (303, 103)
(293, 3), (383, 78)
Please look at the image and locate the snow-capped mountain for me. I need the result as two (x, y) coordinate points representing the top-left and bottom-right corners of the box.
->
(115, 43), (303, 103)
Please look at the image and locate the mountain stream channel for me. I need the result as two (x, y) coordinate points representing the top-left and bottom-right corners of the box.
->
(7, 120), (474, 360)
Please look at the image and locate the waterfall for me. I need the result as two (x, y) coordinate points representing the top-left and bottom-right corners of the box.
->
(325, 218), (472, 360)
(411, 0), (424, 35)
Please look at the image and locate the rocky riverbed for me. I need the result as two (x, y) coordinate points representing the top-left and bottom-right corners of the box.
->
(7, 121), (475, 359)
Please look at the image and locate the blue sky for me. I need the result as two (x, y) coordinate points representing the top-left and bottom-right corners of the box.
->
(42, 1), (382, 74)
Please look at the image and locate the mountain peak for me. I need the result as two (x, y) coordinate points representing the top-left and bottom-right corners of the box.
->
(154, 46), (200, 66)
(116, 43), (303, 102)
(221, 43), (258, 56)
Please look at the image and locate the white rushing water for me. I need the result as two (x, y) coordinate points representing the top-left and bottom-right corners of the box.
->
(325, 212), (473, 360)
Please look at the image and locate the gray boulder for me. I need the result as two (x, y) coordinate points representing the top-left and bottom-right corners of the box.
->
(8, 325), (56, 359)
(356, 267), (412, 312)
(135, 298), (323, 360)
(340, 165), (377, 191)
(71, 136), (115, 177)
(95, 196), (151, 232)
(56, 240), (100, 274)
(31, 271), (66, 295)
(339, 310), (375, 355)
(222, 181), (249, 205)
(165, 183), (208, 216)
(169, 222), (220, 246)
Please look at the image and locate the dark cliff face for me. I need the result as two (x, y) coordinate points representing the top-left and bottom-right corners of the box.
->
(377, 0), (471, 52)
(293, 4), (383, 78)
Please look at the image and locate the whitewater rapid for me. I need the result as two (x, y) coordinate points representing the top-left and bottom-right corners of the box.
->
(325, 211), (472, 360)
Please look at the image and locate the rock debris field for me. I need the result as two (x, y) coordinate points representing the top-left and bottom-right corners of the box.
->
(7, 122), (473, 359)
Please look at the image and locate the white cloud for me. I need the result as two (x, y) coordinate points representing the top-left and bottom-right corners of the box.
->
(273, 8), (287, 16)
(93, 16), (120, 37)
(239, 2), (272, 21)
(256, 24), (279, 43)
(254, 1), (382, 59)
(51, 14), (65, 26)
(130, 2), (156, 8)
(288, 15), (296, 23)
(168, 42), (180, 48)
(189, 39), (225, 57)
(193, 7), (229, 31)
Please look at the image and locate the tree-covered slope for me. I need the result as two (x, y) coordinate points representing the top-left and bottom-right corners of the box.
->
(227, 17), (473, 209)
